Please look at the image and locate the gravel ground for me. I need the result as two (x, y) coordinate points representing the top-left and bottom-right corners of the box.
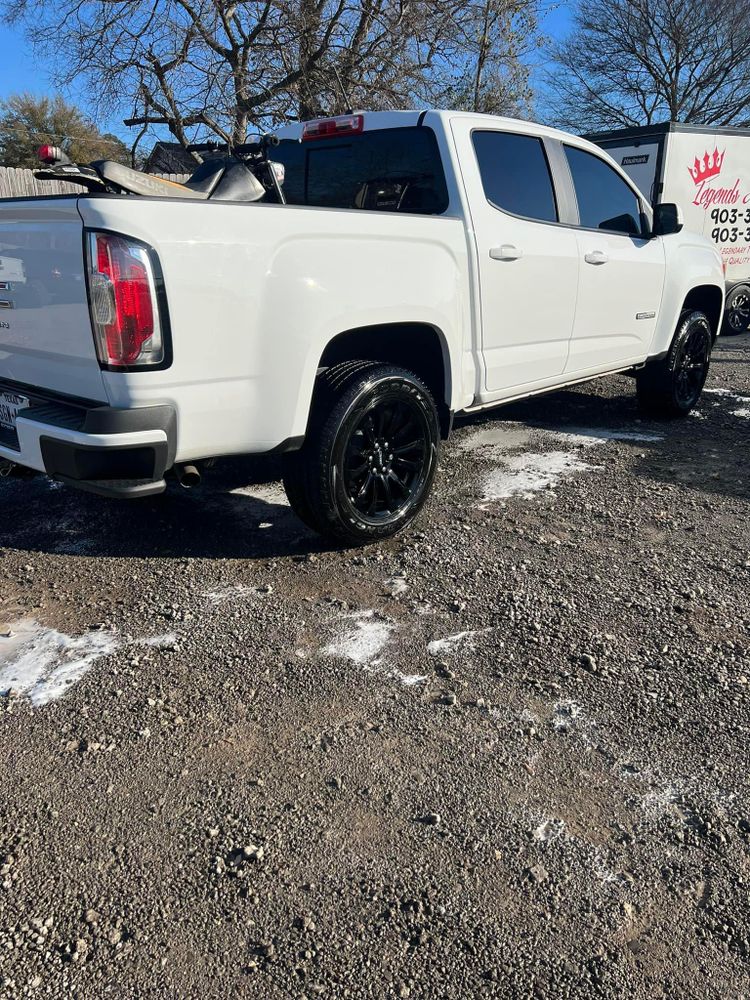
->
(0, 333), (749, 1000)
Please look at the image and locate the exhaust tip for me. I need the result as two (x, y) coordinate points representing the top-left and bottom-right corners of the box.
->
(175, 463), (201, 489)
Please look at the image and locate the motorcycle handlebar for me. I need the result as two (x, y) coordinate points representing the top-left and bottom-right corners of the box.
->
(186, 134), (281, 156)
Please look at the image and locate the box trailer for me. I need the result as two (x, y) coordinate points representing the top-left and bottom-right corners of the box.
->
(589, 122), (750, 334)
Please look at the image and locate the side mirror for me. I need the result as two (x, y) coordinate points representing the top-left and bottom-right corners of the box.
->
(653, 202), (683, 237)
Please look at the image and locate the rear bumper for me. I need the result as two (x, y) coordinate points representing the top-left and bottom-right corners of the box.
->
(0, 382), (176, 498)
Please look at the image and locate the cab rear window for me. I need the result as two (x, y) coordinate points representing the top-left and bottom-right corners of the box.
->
(274, 127), (449, 215)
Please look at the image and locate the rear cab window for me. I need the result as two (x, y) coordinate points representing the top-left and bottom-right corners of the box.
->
(274, 127), (449, 215)
(472, 130), (558, 223)
(564, 145), (645, 237)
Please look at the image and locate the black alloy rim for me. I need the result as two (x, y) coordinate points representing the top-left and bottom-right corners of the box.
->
(342, 395), (429, 521)
(675, 322), (710, 407)
(728, 292), (750, 332)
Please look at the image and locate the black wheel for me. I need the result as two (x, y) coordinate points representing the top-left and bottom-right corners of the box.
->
(282, 362), (440, 544)
(636, 309), (712, 418)
(723, 284), (750, 335)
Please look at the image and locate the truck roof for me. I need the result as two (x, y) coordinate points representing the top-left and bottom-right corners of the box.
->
(275, 109), (606, 155)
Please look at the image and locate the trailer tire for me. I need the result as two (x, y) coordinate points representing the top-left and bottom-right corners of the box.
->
(636, 309), (712, 418)
(282, 362), (440, 544)
(723, 284), (750, 335)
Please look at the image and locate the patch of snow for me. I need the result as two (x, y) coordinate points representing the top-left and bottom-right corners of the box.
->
(534, 817), (565, 842)
(732, 407), (750, 419)
(460, 422), (662, 455)
(482, 450), (599, 501)
(392, 671), (429, 687)
(465, 423), (663, 505)
(705, 387), (750, 404)
(139, 632), (178, 648)
(457, 425), (534, 453)
(552, 700), (582, 733)
(554, 427), (663, 445)
(593, 865), (628, 885)
(230, 483), (289, 506)
(427, 628), (492, 656)
(0, 620), (117, 706)
(323, 612), (395, 667)
(384, 576), (408, 596)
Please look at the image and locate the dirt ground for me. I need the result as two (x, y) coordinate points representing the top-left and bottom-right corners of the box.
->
(0, 332), (748, 1000)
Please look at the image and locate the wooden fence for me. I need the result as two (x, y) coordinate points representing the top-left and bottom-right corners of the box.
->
(0, 166), (190, 198)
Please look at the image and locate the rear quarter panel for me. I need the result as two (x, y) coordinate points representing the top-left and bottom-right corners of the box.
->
(77, 197), (471, 460)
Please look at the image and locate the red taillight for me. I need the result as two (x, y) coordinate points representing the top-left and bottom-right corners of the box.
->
(302, 114), (364, 141)
(87, 232), (163, 368)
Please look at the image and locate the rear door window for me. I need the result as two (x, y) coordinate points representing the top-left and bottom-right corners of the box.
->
(472, 130), (558, 223)
(274, 127), (449, 215)
(564, 145), (644, 236)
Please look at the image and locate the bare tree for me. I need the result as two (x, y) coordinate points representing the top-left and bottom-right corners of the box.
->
(6, 0), (542, 161)
(545, 0), (750, 132)
(421, 0), (538, 117)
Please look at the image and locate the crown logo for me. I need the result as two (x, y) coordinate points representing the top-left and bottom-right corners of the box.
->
(688, 148), (725, 185)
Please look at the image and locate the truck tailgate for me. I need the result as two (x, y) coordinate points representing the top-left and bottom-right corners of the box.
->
(0, 198), (107, 402)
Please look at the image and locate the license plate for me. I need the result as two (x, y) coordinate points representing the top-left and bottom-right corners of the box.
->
(0, 391), (29, 431)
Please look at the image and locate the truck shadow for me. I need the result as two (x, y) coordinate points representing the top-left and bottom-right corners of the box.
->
(0, 374), (746, 561)
(0, 457), (330, 560)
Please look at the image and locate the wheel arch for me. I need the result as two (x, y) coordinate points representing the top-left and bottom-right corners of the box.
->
(681, 284), (724, 341)
(317, 323), (453, 438)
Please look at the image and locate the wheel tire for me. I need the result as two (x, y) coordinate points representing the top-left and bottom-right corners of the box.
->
(282, 362), (440, 544)
(723, 284), (750, 335)
(281, 361), (381, 532)
(636, 309), (712, 418)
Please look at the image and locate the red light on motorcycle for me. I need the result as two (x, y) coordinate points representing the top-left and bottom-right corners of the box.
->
(38, 144), (62, 164)
(86, 232), (164, 368)
(302, 114), (364, 141)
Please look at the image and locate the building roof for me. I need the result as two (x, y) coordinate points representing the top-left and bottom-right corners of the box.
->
(143, 141), (213, 174)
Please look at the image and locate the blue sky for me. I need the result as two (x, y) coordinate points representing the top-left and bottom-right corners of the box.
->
(0, 2), (573, 143)
(0, 24), (121, 127)
(543, 2), (573, 41)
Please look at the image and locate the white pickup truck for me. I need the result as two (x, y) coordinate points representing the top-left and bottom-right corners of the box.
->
(0, 110), (724, 543)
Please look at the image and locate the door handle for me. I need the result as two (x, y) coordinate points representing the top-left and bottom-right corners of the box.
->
(490, 244), (523, 261)
(584, 250), (609, 265)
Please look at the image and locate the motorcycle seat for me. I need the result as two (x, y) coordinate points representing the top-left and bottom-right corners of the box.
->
(91, 160), (214, 199)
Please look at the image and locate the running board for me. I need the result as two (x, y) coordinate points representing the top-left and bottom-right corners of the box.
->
(463, 362), (645, 415)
